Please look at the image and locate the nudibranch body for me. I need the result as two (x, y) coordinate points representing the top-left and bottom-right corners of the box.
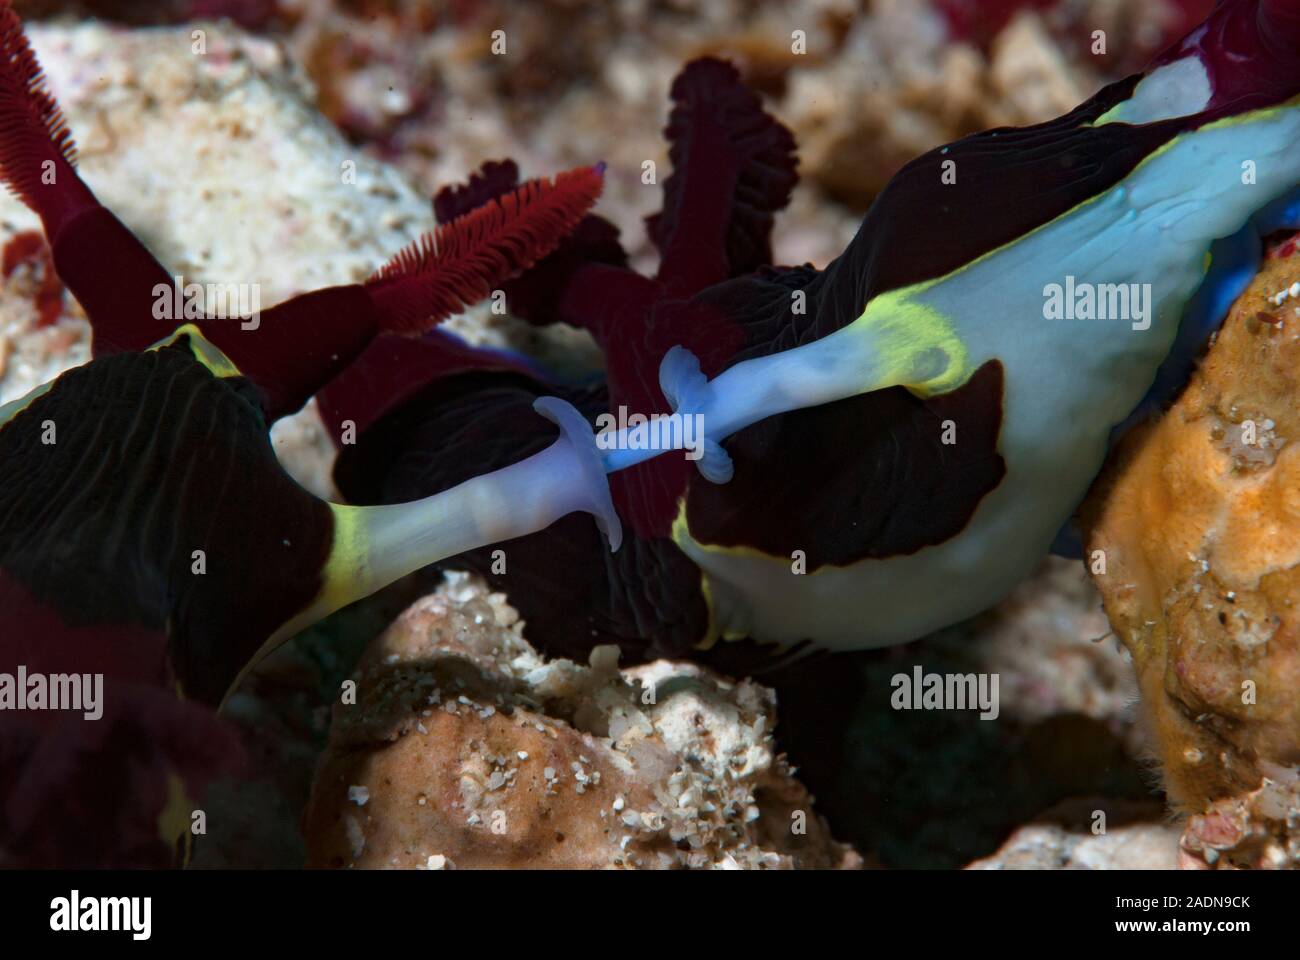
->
(0, 1), (613, 866)
(325, 0), (1300, 669)
(668, 19), (1300, 651)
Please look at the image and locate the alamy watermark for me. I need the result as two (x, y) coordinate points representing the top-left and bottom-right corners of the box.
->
(890, 666), (999, 720)
(50, 891), (150, 940)
(152, 275), (262, 330)
(595, 405), (705, 460)
(1043, 275), (1151, 331)
(0, 666), (102, 720)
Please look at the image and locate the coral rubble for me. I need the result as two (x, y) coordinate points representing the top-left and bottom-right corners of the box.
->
(304, 574), (859, 869)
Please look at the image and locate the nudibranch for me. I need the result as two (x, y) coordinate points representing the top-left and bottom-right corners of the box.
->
(0, 2), (614, 865)
(323, 0), (1300, 672)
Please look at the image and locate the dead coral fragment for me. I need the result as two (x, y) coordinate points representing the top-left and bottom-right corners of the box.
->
(304, 574), (859, 870)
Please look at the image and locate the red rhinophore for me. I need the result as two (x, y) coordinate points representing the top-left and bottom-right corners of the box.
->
(366, 165), (606, 333)
(0, 2), (175, 354)
(0, 6), (84, 226)
(195, 165), (604, 421)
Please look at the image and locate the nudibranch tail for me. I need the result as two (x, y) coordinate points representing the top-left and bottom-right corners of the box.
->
(656, 346), (733, 483)
(283, 397), (621, 643)
(533, 395), (623, 551)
